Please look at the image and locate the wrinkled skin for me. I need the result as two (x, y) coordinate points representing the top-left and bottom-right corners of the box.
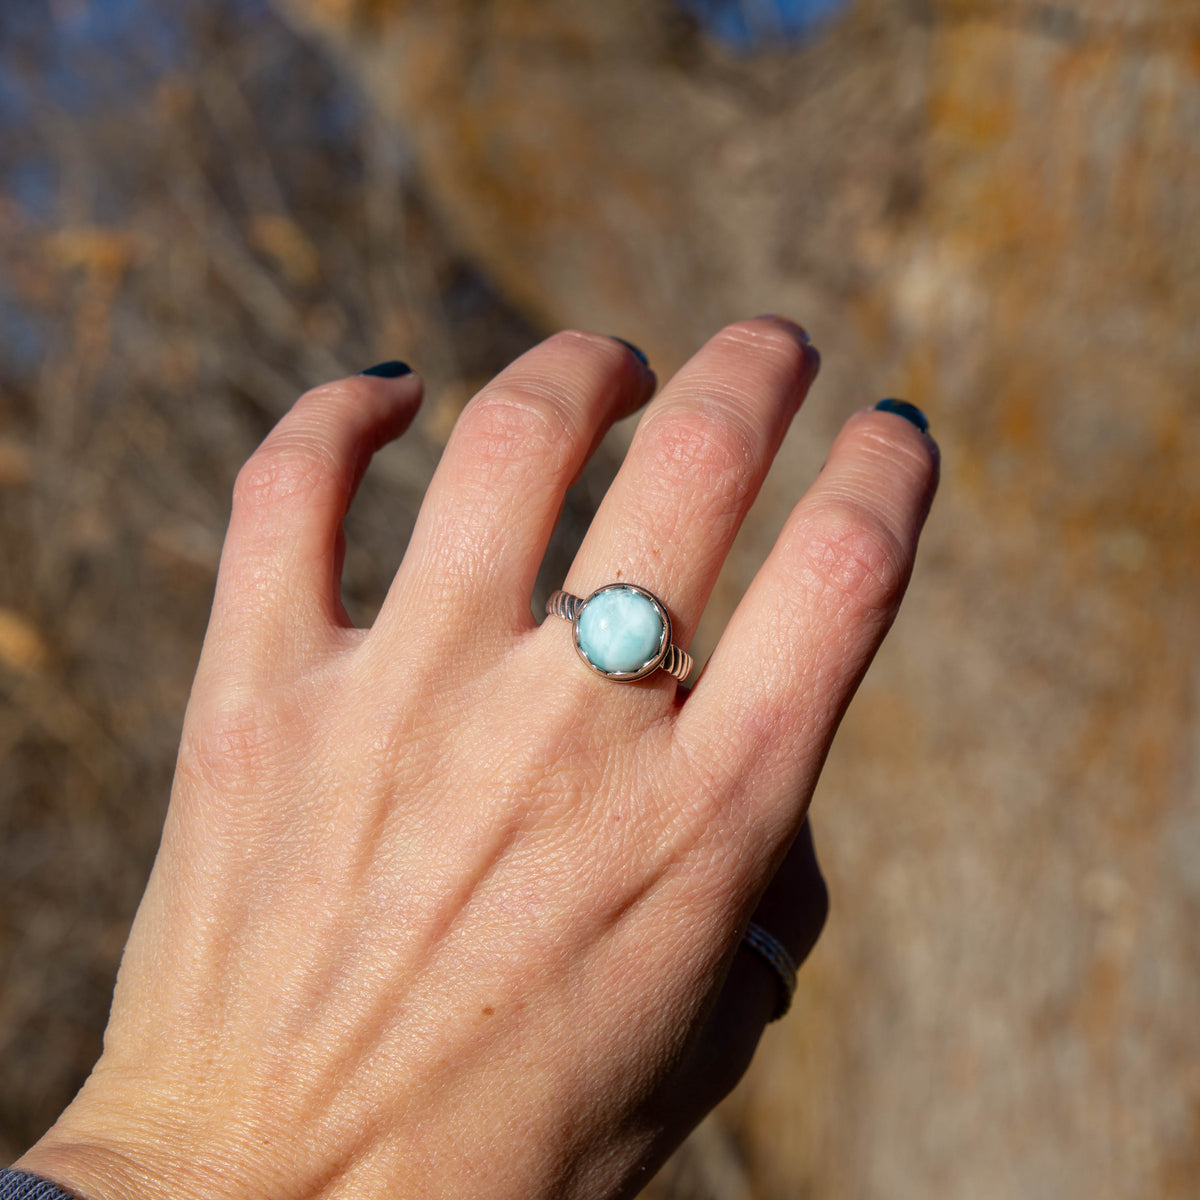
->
(19, 320), (937, 1200)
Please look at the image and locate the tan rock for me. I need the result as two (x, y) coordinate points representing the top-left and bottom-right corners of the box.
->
(274, 1), (1200, 1194)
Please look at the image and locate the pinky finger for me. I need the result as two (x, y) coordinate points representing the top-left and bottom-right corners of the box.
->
(678, 401), (939, 840)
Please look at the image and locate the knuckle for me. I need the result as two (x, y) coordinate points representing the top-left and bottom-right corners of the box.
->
(231, 437), (338, 517)
(853, 419), (938, 482)
(712, 319), (810, 370)
(544, 328), (621, 360)
(453, 386), (573, 475)
(298, 377), (358, 408)
(177, 700), (290, 802)
(643, 407), (758, 506)
(176, 669), (340, 810)
(791, 501), (910, 620)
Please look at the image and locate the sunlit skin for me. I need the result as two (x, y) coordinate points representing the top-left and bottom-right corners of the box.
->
(18, 319), (937, 1200)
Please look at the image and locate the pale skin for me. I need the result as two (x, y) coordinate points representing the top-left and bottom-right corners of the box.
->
(17, 318), (939, 1199)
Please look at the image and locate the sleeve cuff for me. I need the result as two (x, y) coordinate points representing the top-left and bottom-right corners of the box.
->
(0, 1170), (82, 1200)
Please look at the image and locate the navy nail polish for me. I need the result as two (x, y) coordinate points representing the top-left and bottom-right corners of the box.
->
(875, 398), (929, 434)
(613, 337), (650, 368)
(359, 360), (413, 378)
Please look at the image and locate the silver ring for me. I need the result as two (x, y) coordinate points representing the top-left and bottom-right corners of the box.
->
(546, 585), (693, 682)
(741, 920), (798, 1021)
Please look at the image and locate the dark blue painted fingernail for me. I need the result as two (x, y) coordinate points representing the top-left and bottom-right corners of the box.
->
(359, 360), (413, 378)
(612, 337), (650, 368)
(875, 398), (929, 434)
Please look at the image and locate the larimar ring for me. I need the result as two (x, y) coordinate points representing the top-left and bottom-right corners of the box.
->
(546, 584), (693, 682)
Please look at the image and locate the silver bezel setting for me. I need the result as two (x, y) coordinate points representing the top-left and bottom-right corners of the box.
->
(571, 583), (672, 682)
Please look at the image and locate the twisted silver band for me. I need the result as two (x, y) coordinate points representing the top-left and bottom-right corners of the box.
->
(547, 586), (693, 682)
(742, 921), (798, 1021)
(545, 590), (586, 620)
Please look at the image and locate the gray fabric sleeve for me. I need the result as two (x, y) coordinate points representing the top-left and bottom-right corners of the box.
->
(0, 1170), (81, 1200)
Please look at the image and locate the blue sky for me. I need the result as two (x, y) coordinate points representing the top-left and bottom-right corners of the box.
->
(675, 0), (851, 48)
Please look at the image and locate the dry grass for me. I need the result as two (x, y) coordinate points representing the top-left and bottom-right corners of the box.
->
(0, 0), (590, 1160)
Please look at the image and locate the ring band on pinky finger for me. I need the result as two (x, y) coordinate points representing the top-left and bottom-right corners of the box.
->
(547, 585), (693, 683)
(741, 921), (798, 1021)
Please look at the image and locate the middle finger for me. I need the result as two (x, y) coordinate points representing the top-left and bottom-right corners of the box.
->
(555, 317), (819, 669)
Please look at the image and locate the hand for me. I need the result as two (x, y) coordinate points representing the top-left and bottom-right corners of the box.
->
(18, 320), (937, 1199)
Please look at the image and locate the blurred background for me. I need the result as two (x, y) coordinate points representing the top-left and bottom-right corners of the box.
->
(1, 1), (1197, 1196)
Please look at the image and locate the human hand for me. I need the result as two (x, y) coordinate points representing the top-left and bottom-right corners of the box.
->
(17, 320), (937, 1199)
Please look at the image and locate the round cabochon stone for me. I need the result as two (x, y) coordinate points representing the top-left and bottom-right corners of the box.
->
(577, 587), (665, 675)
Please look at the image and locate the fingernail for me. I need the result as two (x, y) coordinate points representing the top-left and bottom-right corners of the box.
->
(612, 337), (650, 368)
(359, 360), (413, 378)
(754, 315), (813, 346)
(874, 397), (929, 434)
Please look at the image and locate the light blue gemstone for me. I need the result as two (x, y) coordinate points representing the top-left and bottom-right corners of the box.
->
(577, 587), (665, 675)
